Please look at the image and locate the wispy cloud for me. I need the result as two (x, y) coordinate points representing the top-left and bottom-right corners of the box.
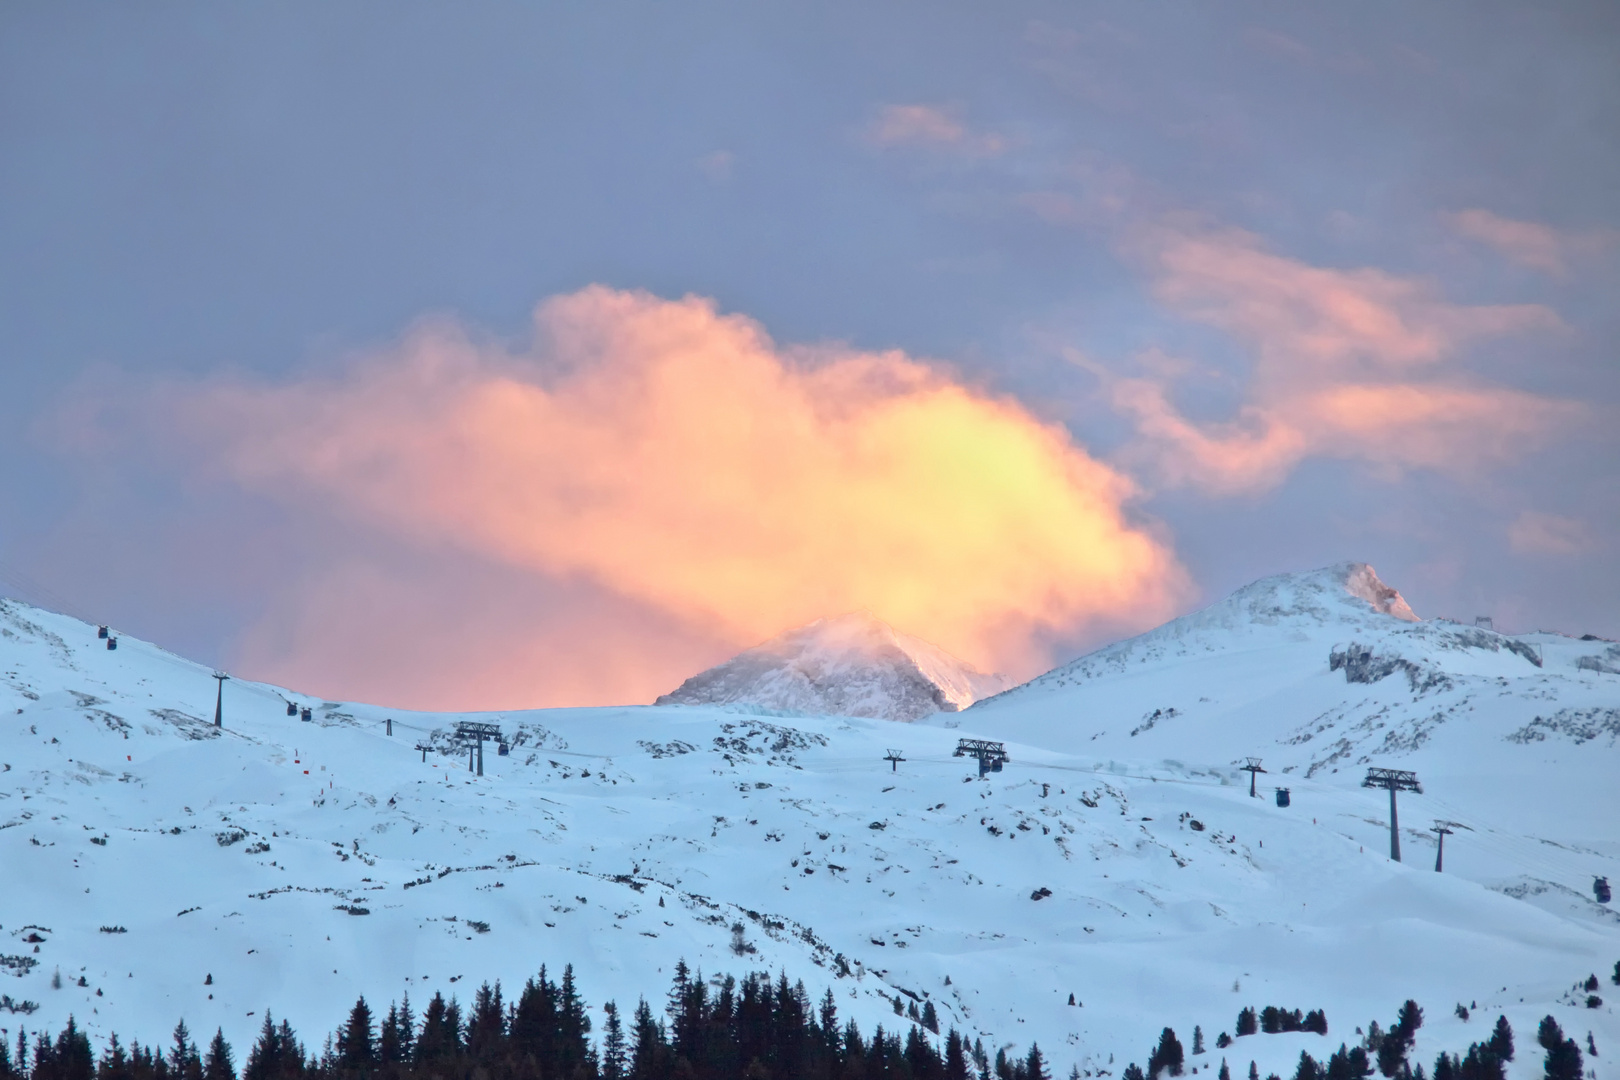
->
(1507, 511), (1595, 556)
(1093, 222), (1578, 494)
(697, 150), (735, 182)
(865, 104), (1007, 156)
(1448, 209), (1616, 277)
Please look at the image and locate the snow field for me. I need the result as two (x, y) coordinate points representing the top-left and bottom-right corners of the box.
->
(2, 578), (1618, 1080)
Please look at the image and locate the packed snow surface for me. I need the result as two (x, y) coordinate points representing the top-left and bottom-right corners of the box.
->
(656, 612), (1011, 722)
(2, 563), (1617, 1080)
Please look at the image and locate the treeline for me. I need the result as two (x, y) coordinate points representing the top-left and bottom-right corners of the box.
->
(0, 962), (1054, 1080)
(0, 965), (1595, 1080)
(1121, 999), (1587, 1080)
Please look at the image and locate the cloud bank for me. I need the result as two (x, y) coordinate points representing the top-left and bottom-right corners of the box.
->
(102, 287), (1185, 705)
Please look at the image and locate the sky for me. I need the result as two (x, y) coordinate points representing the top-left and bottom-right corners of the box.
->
(2, 3), (1617, 710)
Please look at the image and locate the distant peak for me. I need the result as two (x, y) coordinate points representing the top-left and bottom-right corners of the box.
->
(656, 612), (1010, 721)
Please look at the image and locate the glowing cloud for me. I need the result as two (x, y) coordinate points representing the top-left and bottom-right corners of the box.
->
(1101, 223), (1578, 493)
(146, 287), (1184, 685)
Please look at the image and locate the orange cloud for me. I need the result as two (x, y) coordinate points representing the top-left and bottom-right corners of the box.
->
(141, 287), (1184, 690)
(1099, 223), (1578, 493)
(1448, 209), (1617, 277)
(866, 104), (1006, 156)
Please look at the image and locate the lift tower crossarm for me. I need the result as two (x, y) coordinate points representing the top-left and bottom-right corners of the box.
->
(1430, 819), (1468, 872)
(1362, 767), (1422, 862)
(455, 721), (503, 777)
(1239, 757), (1267, 798)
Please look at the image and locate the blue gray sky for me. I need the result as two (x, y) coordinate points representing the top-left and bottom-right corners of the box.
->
(3, 3), (1617, 708)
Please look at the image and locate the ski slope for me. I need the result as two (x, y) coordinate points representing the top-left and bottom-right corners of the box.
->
(1, 568), (1617, 1079)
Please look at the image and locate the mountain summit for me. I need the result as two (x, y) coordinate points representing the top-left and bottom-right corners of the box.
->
(655, 611), (1010, 722)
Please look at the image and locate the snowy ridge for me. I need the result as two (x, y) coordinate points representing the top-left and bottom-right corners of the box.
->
(656, 612), (1010, 722)
(1, 580), (1617, 1080)
(956, 563), (1620, 922)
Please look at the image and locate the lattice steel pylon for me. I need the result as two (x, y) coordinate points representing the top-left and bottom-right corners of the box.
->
(455, 721), (502, 777)
(1362, 768), (1422, 861)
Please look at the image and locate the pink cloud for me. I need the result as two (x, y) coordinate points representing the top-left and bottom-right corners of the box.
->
(866, 104), (1006, 156)
(1448, 209), (1617, 277)
(1096, 223), (1579, 493)
(71, 287), (1189, 706)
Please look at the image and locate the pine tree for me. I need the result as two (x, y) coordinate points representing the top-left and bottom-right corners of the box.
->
(628, 999), (668, 1080)
(202, 1031), (234, 1080)
(1249, 1062), (1260, 1080)
(1237, 1010), (1258, 1038)
(464, 983), (505, 1062)
(1431, 1055), (1455, 1080)
(47, 1016), (96, 1080)
(1536, 1017), (1581, 1080)
(397, 993), (415, 1058)
(0, 1035), (13, 1080)
(1292, 1052), (1322, 1080)
(377, 1007), (401, 1067)
(945, 1031), (971, 1080)
(1485, 1017), (1512, 1063)
(1457, 1043), (1504, 1080)
(412, 995), (461, 1064)
(1376, 1002), (1422, 1078)
(1122, 1066), (1146, 1080)
(243, 1014), (300, 1080)
(169, 1022), (202, 1080)
(337, 997), (375, 1069)
(602, 1002), (627, 1080)
(1026, 1044), (1051, 1080)
(923, 1000), (940, 1035)
(1218, 1060), (1230, 1080)
(100, 1032), (131, 1080)
(1149, 1028), (1185, 1079)
(1193, 1028), (1205, 1056)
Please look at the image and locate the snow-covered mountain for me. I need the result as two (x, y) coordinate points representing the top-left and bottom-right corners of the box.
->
(1, 567), (1617, 1080)
(655, 611), (1011, 722)
(956, 562), (1620, 926)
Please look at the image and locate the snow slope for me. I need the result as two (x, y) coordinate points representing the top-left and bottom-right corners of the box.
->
(1, 580), (1617, 1080)
(957, 562), (1620, 933)
(655, 612), (1011, 722)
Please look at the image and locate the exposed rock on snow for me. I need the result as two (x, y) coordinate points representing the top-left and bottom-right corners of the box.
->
(655, 611), (1010, 722)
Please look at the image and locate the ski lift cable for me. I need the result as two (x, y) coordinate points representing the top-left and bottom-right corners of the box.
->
(0, 555), (99, 627)
(1289, 783), (1579, 882)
